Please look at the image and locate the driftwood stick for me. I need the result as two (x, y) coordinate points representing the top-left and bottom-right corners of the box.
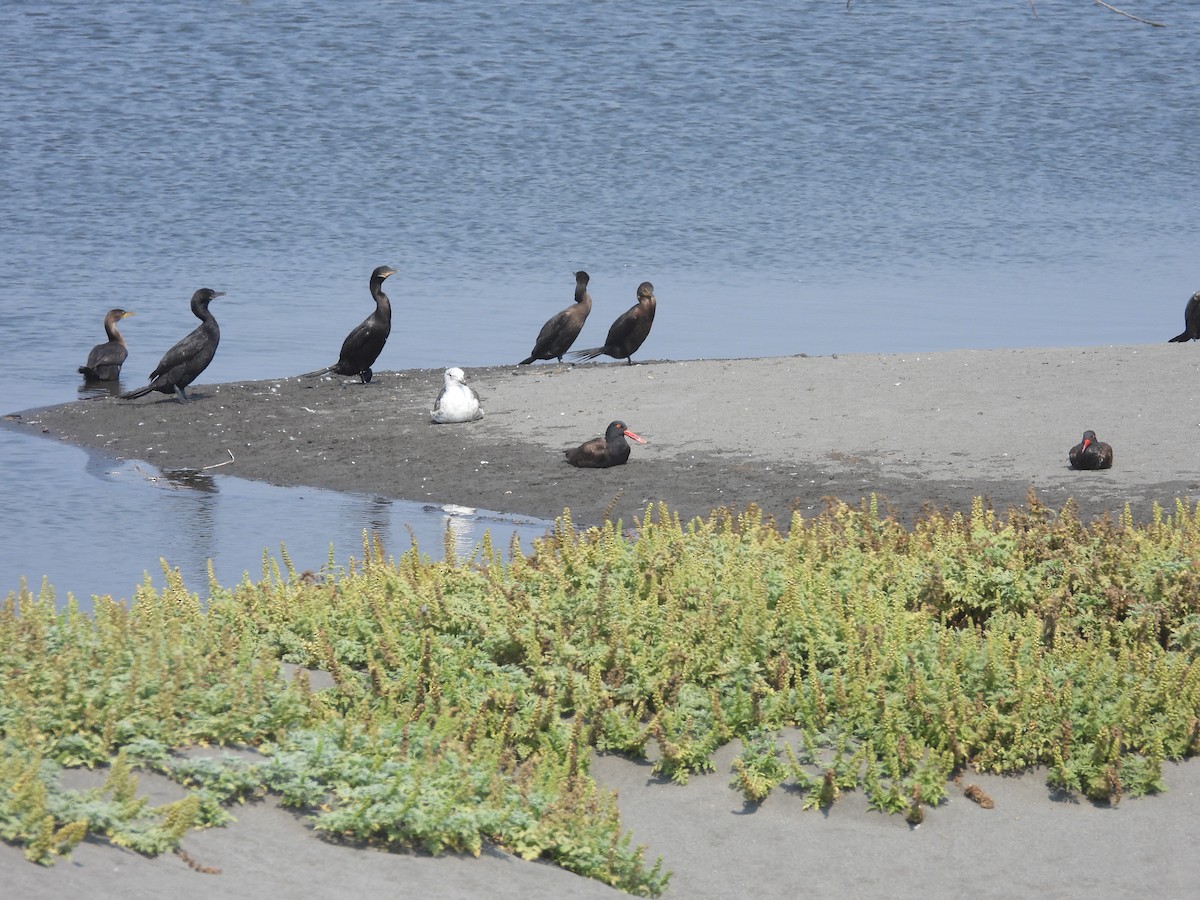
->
(848, 0), (1164, 27)
(1093, 0), (1165, 26)
(202, 449), (236, 470)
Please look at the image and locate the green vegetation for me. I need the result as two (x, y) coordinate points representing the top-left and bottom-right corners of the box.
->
(4, 494), (1200, 895)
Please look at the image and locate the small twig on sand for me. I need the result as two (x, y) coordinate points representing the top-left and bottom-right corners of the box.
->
(203, 449), (236, 470)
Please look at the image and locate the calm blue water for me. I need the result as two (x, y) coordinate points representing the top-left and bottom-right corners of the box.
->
(2, 0), (1197, 604)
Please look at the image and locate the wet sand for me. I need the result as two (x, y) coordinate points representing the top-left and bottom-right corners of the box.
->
(11, 345), (1200, 528)
(6, 345), (1200, 897)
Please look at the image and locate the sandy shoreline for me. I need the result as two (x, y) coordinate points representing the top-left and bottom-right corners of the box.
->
(6, 345), (1200, 898)
(10, 345), (1200, 527)
(4, 742), (1199, 899)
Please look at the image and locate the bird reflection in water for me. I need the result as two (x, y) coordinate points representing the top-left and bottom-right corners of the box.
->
(77, 379), (127, 400)
(440, 504), (481, 559)
(360, 495), (393, 550)
(131, 464), (219, 493)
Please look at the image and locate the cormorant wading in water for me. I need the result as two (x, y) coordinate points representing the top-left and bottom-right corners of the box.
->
(120, 289), (224, 402)
(79, 308), (135, 381)
(303, 265), (397, 383)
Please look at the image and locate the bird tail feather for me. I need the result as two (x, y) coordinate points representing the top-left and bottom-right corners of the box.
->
(300, 366), (333, 378)
(118, 384), (156, 400)
(569, 347), (603, 361)
(1169, 332), (1190, 342)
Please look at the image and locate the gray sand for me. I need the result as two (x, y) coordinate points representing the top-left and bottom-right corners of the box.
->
(3, 746), (1198, 899)
(6, 346), (1200, 898)
(11, 345), (1200, 527)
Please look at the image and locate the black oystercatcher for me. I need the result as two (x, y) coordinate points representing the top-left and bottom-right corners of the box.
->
(564, 420), (647, 468)
(571, 281), (656, 365)
(120, 289), (223, 403)
(1168, 290), (1200, 342)
(303, 265), (397, 383)
(79, 308), (135, 381)
(1068, 430), (1113, 470)
(519, 271), (592, 364)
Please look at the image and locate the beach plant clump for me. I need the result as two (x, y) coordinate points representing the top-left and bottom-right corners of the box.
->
(4, 494), (1200, 895)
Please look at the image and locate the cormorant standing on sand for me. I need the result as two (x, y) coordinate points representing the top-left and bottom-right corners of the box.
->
(79, 308), (135, 381)
(1068, 430), (1113, 470)
(564, 420), (647, 468)
(571, 281), (656, 365)
(519, 271), (592, 364)
(303, 265), (397, 383)
(1168, 290), (1200, 342)
(120, 289), (223, 403)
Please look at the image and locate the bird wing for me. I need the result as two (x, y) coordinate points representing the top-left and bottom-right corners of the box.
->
(339, 319), (376, 358)
(148, 325), (207, 380)
(534, 308), (571, 346)
(87, 341), (127, 369)
(432, 383), (449, 416)
(604, 306), (639, 349)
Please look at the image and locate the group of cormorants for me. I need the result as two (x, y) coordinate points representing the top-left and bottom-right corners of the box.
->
(78, 267), (656, 466)
(79, 272), (1198, 472)
(517, 271), (657, 368)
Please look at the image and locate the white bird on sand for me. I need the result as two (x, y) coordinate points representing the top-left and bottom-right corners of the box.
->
(431, 367), (484, 423)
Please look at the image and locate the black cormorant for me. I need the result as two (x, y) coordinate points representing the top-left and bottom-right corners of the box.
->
(120, 289), (224, 403)
(571, 281), (656, 365)
(1168, 290), (1200, 342)
(519, 271), (592, 364)
(78, 308), (135, 381)
(303, 265), (397, 383)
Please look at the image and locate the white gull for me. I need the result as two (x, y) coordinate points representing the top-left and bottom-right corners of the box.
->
(430, 367), (484, 424)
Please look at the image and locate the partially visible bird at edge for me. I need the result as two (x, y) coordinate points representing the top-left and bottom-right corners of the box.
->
(519, 270), (592, 364)
(302, 265), (397, 383)
(79, 308), (135, 381)
(119, 289), (223, 403)
(1168, 290), (1200, 342)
